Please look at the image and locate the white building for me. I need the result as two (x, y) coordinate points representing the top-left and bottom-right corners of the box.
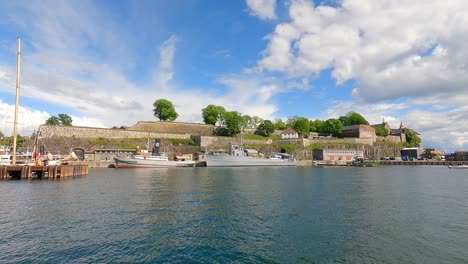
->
(281, 128), (299, 139)
(313, 149), (364, 162)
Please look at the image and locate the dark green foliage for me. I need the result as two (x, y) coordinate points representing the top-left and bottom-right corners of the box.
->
(403, 128), (421, 147)
(3, 134), (25, 147)
(45, 114), (73, 126)
(213, 127), (230, 136)
(323, 118), (343, 137)
(375, 126), (389, 137)
(224, 111), (244, 136)
(202, 105), (226, 125)
(153, 99), (178, 121)
(169, 138), (197, 146)
(293, 117), (310, 137)
(256, 120), (275, 136)
(339, 111), (369, 126)
(310, 119), (325, 133)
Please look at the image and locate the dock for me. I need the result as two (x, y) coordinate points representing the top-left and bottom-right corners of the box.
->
(0, 163), (89, 179)
(379, 160), (467, 166)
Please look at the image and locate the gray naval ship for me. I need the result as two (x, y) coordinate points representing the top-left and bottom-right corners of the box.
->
(205, 143), (297, 167)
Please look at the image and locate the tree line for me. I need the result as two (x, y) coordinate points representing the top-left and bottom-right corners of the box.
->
(39, 99), (420, 147)
(151, 99), (420, 145)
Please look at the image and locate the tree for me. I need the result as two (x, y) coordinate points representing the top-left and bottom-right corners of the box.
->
(310, 119), (325, 133)
(0, 130), (4, 139)
(58, 114), (73, 126)
(375, 126), (389, 137)
(224, 111), (244, 136)
(45, 114), (72, 126)
(403, 128), (421, 147)
(153, 99), (178, 121)
(323, 118), (343, 137)
(202, 105), (226, 125)
(251, 116), (263, 128)
(293, 117), (310, 137)
(339, 111), (369, 126)
(286, 116), (300, 128)
(243, 115), (254, 128)
(256, 120), (275, 136)
(274, 119), (286, 130)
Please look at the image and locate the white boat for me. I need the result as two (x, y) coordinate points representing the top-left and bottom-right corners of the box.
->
(448, 164), (468, 169)
(113, 140), (195, 168)
(205, 143), (296, 167)
(0, 146), (12, 165)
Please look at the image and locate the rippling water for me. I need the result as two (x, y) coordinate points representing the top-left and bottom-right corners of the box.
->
(0, 166), (467, 263)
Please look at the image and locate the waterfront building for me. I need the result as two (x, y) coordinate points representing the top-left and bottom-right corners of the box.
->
(401, 147), (422, 161)
(281, 128), (299, 139)
(445, 151), (468, 161)
(85, 148), (135, 161)
(312, 148), (364, 162)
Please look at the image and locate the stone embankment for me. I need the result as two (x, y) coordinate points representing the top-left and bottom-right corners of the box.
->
(37, 124), (408, 161)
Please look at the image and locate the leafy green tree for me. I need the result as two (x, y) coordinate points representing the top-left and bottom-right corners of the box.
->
(251, 116), (263, 128)
(202, 105), (226, 125)
(58, 114), (73, 126)
(243, 115), (254, 128)
(323, 118), (343, 137)
(153, 99), (178, 121)
(403, 128), (421, 147)
(338, 116), (350, 126)
(286, 116), (300, 128)
(339, 111), (369, 126)
(224, 111), (244, 136)
(375, 126), (389, 137)
(274, 119), (286, 130)
(3, 134), (24, 147)
(310, 119), (325, 133)
(45, 116), (61, 125)
(256, 120), (275, 136)
(293, 117), (310, 137)
(0, 130), (4, 139)
(45, 113), (73, 126)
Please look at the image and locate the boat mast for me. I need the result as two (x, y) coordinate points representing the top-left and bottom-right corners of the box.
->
(12, 37), (21, 165)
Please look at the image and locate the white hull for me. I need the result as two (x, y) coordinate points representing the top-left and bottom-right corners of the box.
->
(448, 165), (468, 169)
(205, 154), (296, 167)
(114, 157), (195, 168)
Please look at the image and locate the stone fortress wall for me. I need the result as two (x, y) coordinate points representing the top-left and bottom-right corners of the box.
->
(38, 125), (190, 140)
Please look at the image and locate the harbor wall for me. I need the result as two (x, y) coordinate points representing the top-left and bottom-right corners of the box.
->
(39, 125), (190, 139)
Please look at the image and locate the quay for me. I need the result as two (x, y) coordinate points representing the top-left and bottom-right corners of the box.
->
(0, 163), (89, 179)
(379, 160), (467, 166)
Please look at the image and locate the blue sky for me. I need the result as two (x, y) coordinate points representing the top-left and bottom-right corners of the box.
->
(0, 0), (467, 152)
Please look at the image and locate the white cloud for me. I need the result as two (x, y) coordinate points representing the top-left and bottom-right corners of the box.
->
(246, 0), (277, 20)
(256, 0), (468, 105)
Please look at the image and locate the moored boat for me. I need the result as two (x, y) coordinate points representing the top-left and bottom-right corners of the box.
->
(113, 140), (195, 168)
(448, 164), (468, 169)
(205, 143), (296, 167)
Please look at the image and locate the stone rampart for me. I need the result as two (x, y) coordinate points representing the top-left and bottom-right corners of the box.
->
(377, 135), (403, 143)
(128, 121), (214, 135)
(39, 125), (190, 139)
(303, 137), (375, 147)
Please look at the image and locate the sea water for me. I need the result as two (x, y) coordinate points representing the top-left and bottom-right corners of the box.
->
(0, 166), (467, 263)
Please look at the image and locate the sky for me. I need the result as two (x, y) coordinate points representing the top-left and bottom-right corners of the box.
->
(0, 0), (467, 152)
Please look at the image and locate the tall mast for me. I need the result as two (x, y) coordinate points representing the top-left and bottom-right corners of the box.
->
(12, 37), (21, 165)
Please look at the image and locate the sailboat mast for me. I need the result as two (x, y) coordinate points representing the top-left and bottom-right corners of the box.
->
(12, 37), (21, 165)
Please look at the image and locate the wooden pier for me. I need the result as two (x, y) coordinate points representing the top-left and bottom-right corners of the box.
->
(0, 163), (89, 180)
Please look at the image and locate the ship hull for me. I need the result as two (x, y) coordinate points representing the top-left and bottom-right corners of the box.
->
(205, 155), (296, 167)
(114, 157), (195, 168)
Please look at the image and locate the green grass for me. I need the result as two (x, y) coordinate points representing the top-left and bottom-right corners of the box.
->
(241, 134), (280, 140)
